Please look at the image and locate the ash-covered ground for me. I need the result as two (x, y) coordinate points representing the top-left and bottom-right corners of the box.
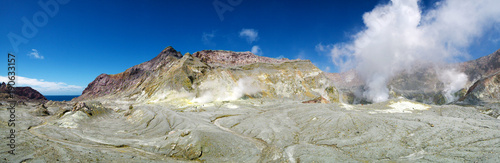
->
(1, 99), (499, 162)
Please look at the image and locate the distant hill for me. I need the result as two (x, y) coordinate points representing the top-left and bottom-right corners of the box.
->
(0, 82), (47, 101)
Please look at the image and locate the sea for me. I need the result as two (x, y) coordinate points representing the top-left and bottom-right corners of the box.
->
(45, 95), (80, 101)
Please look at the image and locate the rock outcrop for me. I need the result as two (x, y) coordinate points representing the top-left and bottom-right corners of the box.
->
(33, 103), (50, 116)
(192, 50), (292, 67)
(459, 71), (500, 105)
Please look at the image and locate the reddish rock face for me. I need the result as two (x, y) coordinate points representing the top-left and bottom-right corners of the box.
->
(75, 46), (186, 101)
(302, 96), (329, 104)
(192, 50), (293, 67)
(460, 49), (500, 81)
(0, 82), (47, 101)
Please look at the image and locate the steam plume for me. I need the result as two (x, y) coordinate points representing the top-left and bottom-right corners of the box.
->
(326, 0), (500, 102)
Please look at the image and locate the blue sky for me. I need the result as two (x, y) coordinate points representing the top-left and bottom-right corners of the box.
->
(1, 0), (499, 95)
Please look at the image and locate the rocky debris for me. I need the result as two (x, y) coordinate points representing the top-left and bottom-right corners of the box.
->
(33, 103), (50, 116)
(476, 104), (500, 119)
(0, 82), (47, 101)
(45, 100), (66, 107)
(72, 101), (108, 116)
(302, 96), (329, 104)
(17, 100), (27, 106)
(53, 106), (72, 118)
(73, 101), (90, 112)
(123, 105), (134, 116)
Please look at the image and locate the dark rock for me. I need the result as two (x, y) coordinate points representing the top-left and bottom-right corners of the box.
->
(459, 71), (500, 105)
(34, 103), (50, 116)
(72, 101), (108, 116)
(302, 96), (329, 104)
(0, 83), (47, 101)
(73, 102), (92, 113)
(17, 101), (27, 106)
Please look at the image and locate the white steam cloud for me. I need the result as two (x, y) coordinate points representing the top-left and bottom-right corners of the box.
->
(192, 77), (261, 103)
(325, 0), (500, 103)
(438, 69), (468, 102)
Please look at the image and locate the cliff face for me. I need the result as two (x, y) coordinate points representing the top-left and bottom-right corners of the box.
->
(76, 47), (338, 104)
(76, 46), (186, 101)
(459, 71), (500, 105)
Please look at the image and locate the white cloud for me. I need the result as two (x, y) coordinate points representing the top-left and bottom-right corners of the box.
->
(0, 76), (84, 95)
(239, 28), (259, 43)
(251, 45), (263, 55)
(28, 49), (44, 59)
(202, 31), (216, 45)
(323, 0), (500, 103)
(315, 43), (327, 52)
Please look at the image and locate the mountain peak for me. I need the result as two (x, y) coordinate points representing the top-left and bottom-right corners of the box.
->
(157, 46), (183, 59)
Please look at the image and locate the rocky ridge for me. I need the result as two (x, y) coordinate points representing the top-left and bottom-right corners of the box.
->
(192, 50), (293, 67)
(76, 46), (338, 104)
(0, 82), (47, 101)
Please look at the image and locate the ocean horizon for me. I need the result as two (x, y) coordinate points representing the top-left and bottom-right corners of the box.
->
(45, 95), (80, 101)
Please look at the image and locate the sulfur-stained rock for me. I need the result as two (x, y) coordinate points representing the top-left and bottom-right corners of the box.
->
(33, 103), (50, 116)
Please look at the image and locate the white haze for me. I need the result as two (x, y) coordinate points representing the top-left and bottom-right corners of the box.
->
(192, 77), (261, 103)
(325, 0), (500, 103)
(438, 69), (468, 102)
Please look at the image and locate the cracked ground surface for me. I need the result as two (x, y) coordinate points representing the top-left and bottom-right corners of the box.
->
(1, 99), (499, 162)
